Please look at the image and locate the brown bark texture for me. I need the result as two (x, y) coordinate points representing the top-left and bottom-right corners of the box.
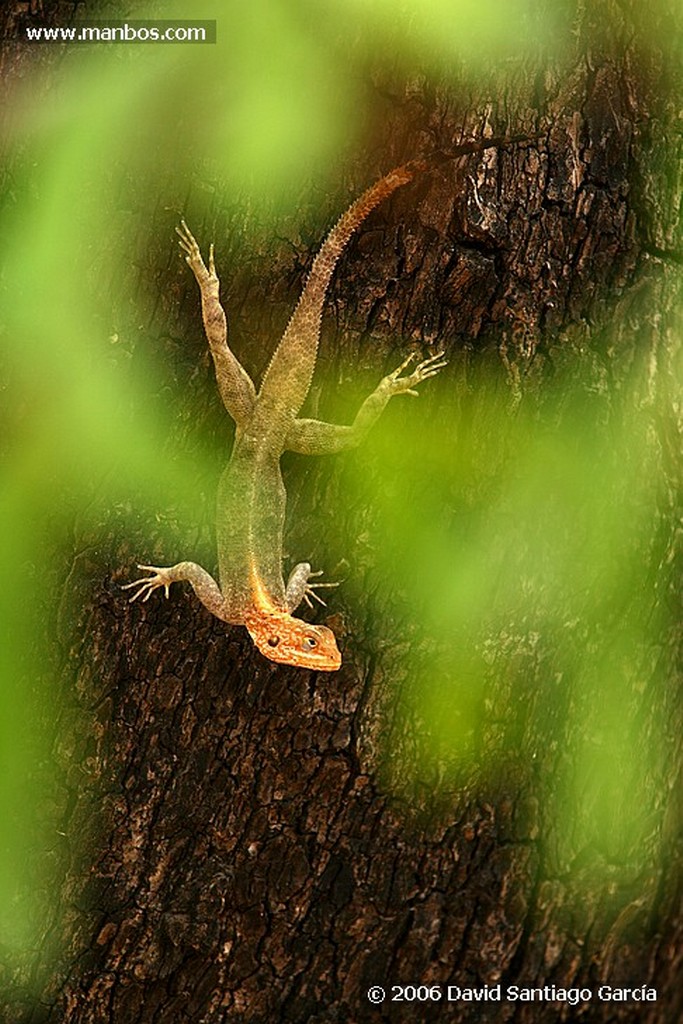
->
(2, 1), (682, 1022)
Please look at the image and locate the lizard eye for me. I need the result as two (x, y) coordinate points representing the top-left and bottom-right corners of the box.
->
(267, 636), (280, 647)
(303, 636), (318, 650)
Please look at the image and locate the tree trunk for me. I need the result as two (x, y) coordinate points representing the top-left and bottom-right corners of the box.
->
(2, 1), (682, 1022)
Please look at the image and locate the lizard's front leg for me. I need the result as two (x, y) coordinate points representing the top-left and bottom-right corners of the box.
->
(285, 562), (339, 613)
(123, 561), (229, 621)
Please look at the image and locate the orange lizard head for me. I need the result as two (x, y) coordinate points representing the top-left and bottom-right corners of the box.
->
(245, 611), (341, 671)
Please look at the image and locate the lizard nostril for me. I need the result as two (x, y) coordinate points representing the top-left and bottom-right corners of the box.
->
(267, 636), (280, 647)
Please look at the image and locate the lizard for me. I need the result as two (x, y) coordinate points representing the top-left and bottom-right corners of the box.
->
(124, 162), (446, 671)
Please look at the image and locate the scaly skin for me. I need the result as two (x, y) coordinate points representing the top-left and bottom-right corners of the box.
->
(124, 163), (446, 671)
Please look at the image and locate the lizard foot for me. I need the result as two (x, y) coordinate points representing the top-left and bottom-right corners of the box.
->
(285, 562), (340, 613)
(175, 220), (216, 282)
(121, 564), (177, 603)
(302, 569), (340, 610)
(385, 350), (448, 397)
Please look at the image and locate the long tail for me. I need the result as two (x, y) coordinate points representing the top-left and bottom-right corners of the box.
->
(258, 134), (535, 415)
(259, 163), (420, 414)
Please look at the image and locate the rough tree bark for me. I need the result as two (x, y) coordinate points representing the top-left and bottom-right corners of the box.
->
(2, 1), (682, 1022)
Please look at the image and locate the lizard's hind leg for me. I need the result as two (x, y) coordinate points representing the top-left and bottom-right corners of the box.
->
(176, 221), (256, 426)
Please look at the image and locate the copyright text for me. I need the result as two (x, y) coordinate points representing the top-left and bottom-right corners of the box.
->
(366, 983), (657, 1005)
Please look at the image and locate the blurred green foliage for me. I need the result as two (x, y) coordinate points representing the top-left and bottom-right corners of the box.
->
(347, 362), (677, 874)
